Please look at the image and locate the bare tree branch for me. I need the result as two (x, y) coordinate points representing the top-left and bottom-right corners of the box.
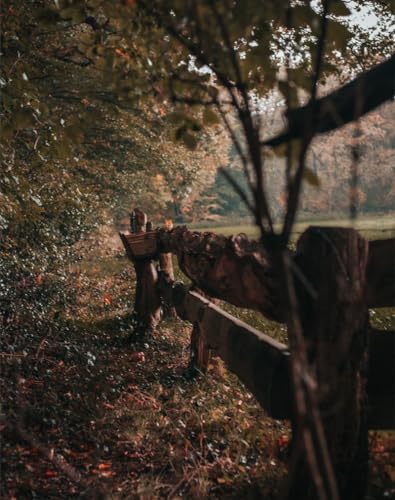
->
(263, 53), (395, 147)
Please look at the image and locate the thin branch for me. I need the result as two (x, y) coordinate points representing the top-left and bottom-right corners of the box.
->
(218, 167), (255, 215)
(263, 52), (395, 147)
(281, 0), (331, 243)
(208, 0), (274, 234)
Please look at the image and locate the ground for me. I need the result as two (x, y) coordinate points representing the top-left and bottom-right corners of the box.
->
(1, 223), (394, 499)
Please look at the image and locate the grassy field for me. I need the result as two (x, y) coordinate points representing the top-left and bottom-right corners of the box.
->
(192, 212), (395, 241)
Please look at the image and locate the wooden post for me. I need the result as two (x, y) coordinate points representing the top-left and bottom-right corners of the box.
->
(189, 321), (211, 373)
(126, 209), (161, 335)
(290, 227), (369, 500)
(133, 260), (161, 335)
(159, 253), (177, 318)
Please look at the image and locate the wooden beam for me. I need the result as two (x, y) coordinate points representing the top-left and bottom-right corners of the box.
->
(158, 271), (394, 429)
(119, 210), (161, 335)
(294, 227), (370, 499)
(263, 53), (395, 147)
(157, 276), (292, 419)
(157, 227), (395, 321)
(157, 227), (284, 322)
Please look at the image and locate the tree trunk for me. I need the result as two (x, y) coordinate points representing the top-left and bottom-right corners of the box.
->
(290, 227), (369, 500)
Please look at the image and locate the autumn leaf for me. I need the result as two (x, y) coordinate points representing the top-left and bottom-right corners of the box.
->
(98, 462), (112, 470)
(103, 294), (112, 305)
(100, 470), (116, 478)
(35, 273), (44, 285)
(130, 352), (145, 362)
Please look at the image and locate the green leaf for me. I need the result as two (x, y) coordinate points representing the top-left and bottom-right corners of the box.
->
(60, 6), (87, 24)
(292, 5), (318, 26)
(326, 19), (351, 50)
(12, 109), (35, 130)
(168, 112), (187, 125)
(303, 167), (321, 187)
(288, 67), (310, 91)
(203, 108), (220, 125)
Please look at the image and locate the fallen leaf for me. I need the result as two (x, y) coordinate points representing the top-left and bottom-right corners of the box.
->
(103, 294), (112, 305)
(98, 462), (112, 470)
(130, 352), (145, 362)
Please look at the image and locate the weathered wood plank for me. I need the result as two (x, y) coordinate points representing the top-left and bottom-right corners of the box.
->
(368, 328), (395, 429)
(119, 211), (161, 334)
(366, 238), (395, 308)
(157, 227), (283, 322)
(294, 227), (370, 499)
(158, 277), (291, 419)
(119, 232), (158, 261)
(159, 252), (177, 318)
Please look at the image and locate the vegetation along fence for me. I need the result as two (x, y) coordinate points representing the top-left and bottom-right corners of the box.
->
(120, 208), (395, 498)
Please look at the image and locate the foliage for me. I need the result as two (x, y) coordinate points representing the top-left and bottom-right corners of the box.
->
(0, 0), (229, 336)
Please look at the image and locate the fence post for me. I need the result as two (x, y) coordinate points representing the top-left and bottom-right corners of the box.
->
(129, 209), (161, 335)
(159, 243), (177, 318)
(189, 321), (211, 373)
(291, 227), (369, 500)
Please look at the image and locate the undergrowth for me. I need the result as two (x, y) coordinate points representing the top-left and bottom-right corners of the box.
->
(1, 229), (394, 499)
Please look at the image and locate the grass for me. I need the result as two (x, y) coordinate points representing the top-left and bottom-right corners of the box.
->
(1, 249), (289, 499)
(1, 219), (394, 499)
(192, 212), (395, 241)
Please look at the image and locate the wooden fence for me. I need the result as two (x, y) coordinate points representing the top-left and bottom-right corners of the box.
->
(120, 209), (394, 498)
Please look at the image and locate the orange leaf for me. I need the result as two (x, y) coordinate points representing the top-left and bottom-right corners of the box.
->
(130, 352), (145, 362)
(103, 294), (112, 305)
(98, 462), (112, 470)
(100, 470), (116, 477)
(103, 402), (115, 410)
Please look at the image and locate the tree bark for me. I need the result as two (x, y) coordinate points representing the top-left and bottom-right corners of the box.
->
(157, 227), (283, 322)
(133, 259), (161, 335)
(291, 227), (370, 500)
(159, 252), (177, 317)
